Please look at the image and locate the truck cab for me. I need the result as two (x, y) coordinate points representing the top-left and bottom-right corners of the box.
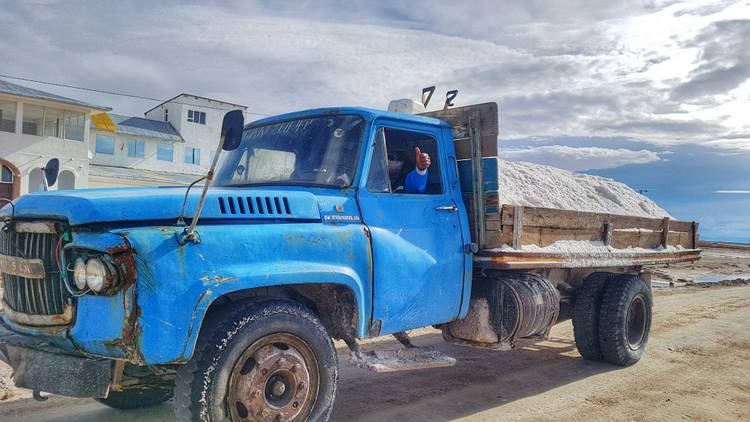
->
(0, 107), (474, 420)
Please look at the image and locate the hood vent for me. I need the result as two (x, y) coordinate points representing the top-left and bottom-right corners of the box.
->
(218, 196), (292, 216)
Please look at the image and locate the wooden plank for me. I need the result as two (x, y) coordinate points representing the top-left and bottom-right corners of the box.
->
(498, 204), (695, 234)
(421, 102), (499, 160)
(603, 222), (614, 246)
(660, 217), (670, 248)
(512, 206), (523, 249)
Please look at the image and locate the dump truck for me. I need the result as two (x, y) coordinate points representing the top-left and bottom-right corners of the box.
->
(0, 102), (700, 421)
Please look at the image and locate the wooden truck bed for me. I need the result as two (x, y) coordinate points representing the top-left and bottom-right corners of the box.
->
(422, 103), (701, 270)
(474, 205), (701, 269)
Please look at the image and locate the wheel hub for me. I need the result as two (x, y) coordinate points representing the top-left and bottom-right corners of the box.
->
(626, 295), (647, 350)
(228, 333), (319, 421)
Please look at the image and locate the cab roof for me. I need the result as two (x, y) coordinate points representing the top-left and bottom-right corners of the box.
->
(247, 106), (451, 129)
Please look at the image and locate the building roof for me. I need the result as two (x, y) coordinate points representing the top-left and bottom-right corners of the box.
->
(0, 79), (110, 111)
(89, 164), (201, 185)
(94, 113), (184, 142)
(144, 93), (248, 115)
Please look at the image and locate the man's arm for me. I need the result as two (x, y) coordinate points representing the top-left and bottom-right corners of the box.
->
(405, 167), (428, 193)
(404, 147), (431, 194)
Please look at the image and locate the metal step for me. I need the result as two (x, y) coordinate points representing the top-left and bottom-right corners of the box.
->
(350, 347), (456, 373)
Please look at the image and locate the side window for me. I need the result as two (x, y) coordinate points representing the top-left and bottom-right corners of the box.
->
(367, 127), (442, 195)
(366, 128), (390, 193)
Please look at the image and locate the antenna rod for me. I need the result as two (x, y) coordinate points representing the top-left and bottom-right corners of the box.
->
(180, 135), (226, 244)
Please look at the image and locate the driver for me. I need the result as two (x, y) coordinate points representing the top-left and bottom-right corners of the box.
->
(388, 147), (431, 193)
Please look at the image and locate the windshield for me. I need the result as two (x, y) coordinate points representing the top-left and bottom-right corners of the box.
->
(215, 115), (365, 188)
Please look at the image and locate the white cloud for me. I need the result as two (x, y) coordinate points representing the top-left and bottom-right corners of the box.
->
(714, 190), (750, 194)
(501, 146), (661, 171)
(0, 0), (747, 144)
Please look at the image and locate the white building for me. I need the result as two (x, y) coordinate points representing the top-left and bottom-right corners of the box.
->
(0, 79), (110, 202)
(89, 93), (247, 187)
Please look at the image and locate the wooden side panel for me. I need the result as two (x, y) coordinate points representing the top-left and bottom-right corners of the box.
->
(486, 204), (698, 251)
(421, 102), (498, 160)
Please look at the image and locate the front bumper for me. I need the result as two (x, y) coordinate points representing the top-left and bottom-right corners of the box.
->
(0, 320), (113, 398)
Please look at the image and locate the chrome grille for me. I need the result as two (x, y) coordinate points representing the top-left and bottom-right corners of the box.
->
(0, 225), (71, 318)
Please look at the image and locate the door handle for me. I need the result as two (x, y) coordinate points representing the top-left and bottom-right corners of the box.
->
(435, 205), (457, 212)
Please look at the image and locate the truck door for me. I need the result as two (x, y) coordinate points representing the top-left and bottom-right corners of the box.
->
(357, 122), (467, 335)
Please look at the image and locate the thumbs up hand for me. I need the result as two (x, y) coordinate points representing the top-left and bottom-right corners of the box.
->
(415, 147), (431, 171)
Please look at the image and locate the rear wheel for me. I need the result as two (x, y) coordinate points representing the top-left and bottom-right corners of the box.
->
(174, 299), (337, 421)
(598, 275), (652, 366)
(572, 272), (613, 361)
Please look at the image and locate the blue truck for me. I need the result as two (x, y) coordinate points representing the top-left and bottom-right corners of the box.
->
(0, 102), (700, 421)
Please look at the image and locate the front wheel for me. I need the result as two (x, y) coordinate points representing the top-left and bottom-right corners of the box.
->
(174, 299), (338, 421)
(598, 275), (652, 366)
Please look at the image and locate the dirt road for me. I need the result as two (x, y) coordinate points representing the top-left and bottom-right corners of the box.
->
(0, 283), (747, 421)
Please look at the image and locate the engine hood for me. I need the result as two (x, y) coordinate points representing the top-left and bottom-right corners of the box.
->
(0, 186), (324, 226)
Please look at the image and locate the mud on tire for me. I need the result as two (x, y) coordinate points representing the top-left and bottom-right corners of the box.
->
(173, 299), (338, 421)
(598, 275), (652, 366)
(572, 272), (613, 361)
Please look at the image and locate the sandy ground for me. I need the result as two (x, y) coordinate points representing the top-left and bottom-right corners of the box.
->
(0, 246), (748, 421)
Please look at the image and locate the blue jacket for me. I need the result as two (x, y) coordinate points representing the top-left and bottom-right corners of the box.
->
(405, 168), (428, 193)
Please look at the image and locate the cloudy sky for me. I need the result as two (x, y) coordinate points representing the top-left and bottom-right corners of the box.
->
(1, 0), (748, 241)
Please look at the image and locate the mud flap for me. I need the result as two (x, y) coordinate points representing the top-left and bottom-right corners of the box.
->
(350, 348), (456, 373)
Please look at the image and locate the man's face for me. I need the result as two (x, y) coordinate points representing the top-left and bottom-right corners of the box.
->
(387, 152), (405, 177)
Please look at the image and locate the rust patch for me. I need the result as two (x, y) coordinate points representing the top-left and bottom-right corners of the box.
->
(104, 238), (144, 364)
(200, 274), (238, 283)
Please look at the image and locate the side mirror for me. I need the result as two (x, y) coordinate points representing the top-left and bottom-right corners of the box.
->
(221, 110), (245, 151)
(44, 158), (60, 187)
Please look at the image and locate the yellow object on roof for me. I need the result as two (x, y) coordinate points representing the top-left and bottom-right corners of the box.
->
(91, 112), (117, 132)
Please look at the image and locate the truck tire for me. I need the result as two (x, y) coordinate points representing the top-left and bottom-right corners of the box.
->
(94, 388), (173, 409)
(572, 272), (613, 361)
(174, 299), (338, 422)
(598, 275), (652, 366)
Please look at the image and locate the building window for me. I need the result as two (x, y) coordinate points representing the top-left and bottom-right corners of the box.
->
(127, 140), (145, 158)
(164, 109), (169, 122)
(21, 105), (73, 139)
(28, 168), (47, 192)
(187, 110), (206, 124)
(0, 100), (16, 133)
(58, 170), (75, 190)
(184, 147), (200, 165)
(43, 108), (64, 138)
(157, 143), (174, 161)
(1, 164), (13, 183)
(63, 111), (85, 141)
(95, 135), (115, 155)
(22, 104), (44, 135)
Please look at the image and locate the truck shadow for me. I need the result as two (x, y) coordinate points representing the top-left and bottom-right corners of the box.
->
(333, 330), (617, 421)
(0, 328), (616, 422)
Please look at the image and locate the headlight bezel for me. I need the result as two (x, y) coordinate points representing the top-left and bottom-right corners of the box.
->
(68, 252), (125, 295)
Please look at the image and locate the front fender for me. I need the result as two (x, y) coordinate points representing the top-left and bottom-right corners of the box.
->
(179, 261), (366, 360)
(121, 223), (372, 364)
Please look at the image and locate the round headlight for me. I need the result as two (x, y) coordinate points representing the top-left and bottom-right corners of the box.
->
(85, 258), (107, 292)
(73, 257), (87, 290)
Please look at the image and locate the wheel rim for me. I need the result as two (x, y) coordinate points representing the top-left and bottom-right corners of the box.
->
(227, 333), (319, 421)
(626, 295), (648, 350)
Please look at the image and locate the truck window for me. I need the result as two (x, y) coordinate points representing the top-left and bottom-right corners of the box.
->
(366, 127), (442, 194)
(230, 148), (297, 184)
(215, 115), (364, 188)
